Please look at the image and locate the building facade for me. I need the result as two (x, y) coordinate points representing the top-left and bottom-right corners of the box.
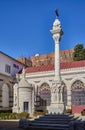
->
(13, 11), (85, 115)
(0, 51), (25, 111)
(13, 60), (85, 114)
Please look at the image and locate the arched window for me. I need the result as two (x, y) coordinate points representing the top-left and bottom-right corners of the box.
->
(72, 80), (85, 106)
(39, 83), (51, 106)
(2, 84), (9, 108)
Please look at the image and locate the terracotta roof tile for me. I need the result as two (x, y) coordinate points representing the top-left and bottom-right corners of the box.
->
(26, 60), (85, 73)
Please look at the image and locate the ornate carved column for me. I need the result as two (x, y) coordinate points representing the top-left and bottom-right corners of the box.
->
(48, 9), (64, 114)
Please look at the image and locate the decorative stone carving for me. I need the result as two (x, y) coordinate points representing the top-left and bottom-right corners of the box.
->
(53, 34), (60, 43)
(72, 80), (84, 90)
(48, 9), (64, 114)
(51, 81), (64, 103)
(14, 94), (17, 106)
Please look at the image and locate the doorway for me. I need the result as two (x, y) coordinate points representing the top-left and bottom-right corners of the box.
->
(23, 102), (29, 112)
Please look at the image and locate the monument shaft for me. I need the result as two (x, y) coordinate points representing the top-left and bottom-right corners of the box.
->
(48, 9), (64, 114)
(54, 34), (61, 82)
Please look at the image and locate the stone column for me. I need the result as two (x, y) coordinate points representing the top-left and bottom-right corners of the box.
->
(67, 89), (72, 109)
(53, 33), (61, 82)
(48, 9), (64, 114)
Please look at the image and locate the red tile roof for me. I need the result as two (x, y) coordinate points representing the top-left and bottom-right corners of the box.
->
(26, 60), (85, 73)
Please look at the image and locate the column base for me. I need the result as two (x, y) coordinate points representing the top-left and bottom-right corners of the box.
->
(48, 102), (65, 114)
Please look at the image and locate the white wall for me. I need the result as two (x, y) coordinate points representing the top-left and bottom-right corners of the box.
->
(2, 84), (9, 108)
(0, 53), (24, 77)
(19, 88), (32, 113)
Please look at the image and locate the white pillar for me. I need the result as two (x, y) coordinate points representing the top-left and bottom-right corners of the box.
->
(48, 10), (64, 114)
(67, 89), (72, 108)
(53, 33), (61, 82)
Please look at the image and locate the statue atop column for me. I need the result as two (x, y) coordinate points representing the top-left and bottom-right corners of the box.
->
(55, 8), (59, 18)
(48, 9), (64, 114)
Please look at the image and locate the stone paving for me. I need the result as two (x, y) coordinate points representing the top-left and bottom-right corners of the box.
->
(0, 120), (23, 130)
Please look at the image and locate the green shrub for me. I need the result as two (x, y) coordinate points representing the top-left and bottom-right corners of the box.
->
(0, 112), (29, 120)
(33, 110), (48, 117)
(33, 111), (43, 117)
(66, 109), (72, 114)
(19, 112), (29, 119)
(43, 110), (48, 114)
(10, 113), (19, 119)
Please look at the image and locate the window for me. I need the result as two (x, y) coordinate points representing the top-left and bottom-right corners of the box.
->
(13, 64), (19, 69)
(72, 81), (85, 106)
(5, 65), (11, 74)
(39, 83), (51, 106)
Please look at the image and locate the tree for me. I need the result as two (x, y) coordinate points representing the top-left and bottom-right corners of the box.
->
(73, 44), (85, 61)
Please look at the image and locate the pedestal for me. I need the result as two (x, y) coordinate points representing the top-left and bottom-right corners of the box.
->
(48, 80), (65, 114)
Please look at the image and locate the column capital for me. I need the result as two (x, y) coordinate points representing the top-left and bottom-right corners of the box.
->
(52, 33), (60, 43)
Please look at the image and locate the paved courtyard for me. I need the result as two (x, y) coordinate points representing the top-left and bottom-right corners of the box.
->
(0, 120), (23, 130)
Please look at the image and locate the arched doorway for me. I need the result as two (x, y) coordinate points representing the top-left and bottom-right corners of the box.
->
(36, 83), (51, 111)
(71, 80), (85, 114)
(2, 84), (9, 108)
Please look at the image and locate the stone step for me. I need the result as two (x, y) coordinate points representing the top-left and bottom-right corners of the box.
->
(26, 114), (83, 130)
(39, 115), (74, 119)
(19, 114), (84, 130)
(29, 125), (69, 130)
(44, 114), (73, 117)
(30, 122), (69, 127)
(32, 120), (69, 124)
(33, 118), (80, 123)
(34, 116), (79, 123)
(32, 120), (71, 124)
(29, 123), (69, 130)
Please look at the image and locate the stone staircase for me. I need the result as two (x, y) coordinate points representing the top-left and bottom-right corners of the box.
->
(27, 114), (83, 130)
(19, 114), (85, 130)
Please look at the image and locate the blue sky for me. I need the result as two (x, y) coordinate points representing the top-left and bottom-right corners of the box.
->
(0, 0), (85, 58)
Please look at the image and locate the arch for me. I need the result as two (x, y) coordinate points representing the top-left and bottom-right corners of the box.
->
(2, 83), (9, 108)
(70, 77), (85, 89)
(39, 82), (50, 90)
(71, 80), (85, 113)
(38, 80), (52, 88)
(35, 82), (51, 111)
(72, 80), (84, 90)
(62, 78), (68, 87)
